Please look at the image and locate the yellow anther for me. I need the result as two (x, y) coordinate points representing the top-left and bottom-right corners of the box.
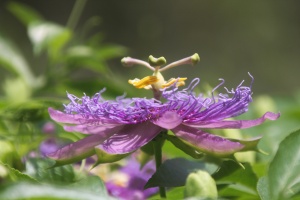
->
(128, 76), (158, 89)
(162, 77), (187, 88)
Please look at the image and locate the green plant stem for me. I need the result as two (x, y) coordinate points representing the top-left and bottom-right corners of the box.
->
(153, 134), (166, 198)
(66, 0), (87, 30)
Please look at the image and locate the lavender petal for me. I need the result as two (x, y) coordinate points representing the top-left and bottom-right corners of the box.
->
(98, 122), (162, 154)
(152, 111), (182, 129)
(172, 124), (244, 157)
(184, 112), (280, 129)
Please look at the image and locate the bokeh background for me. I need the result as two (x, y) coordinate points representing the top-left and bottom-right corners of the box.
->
(0, 0), (299, 96)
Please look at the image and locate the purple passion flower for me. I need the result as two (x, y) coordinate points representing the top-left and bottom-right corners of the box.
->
(105, 156), (158, 200)
(48, 74), (280, 165)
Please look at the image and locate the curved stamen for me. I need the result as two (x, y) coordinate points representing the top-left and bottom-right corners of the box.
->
(248, 72), (254, 89)
(121, 57), (155, 71)
(184, 78), (200, 93)
(212, 79), (225, 104)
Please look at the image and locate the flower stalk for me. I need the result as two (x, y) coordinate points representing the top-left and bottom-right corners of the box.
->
(153, 131), (167, 198)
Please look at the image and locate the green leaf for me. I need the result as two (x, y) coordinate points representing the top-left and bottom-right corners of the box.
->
(0, 182), (113, 200)
(184, 170), (218, 199)
(0, 35), (38, 88)
(25, 158), (75, 184)
(28, 21), (71, 59)
(65, 44), (126, 74)
(65, 45), (108, 73)
(71, 176), (109, 197)
(1, 162), (37, 183)
(140, 140), (155, 155)
(7, 1), (43, 26)
(96, 44), (127, 60)
(257, 176), (270, 200)
(145, 157), (218, 189)
(0, 99), (62, 122)
(213, 161), (258, 197)
(268, 129), (300, 200)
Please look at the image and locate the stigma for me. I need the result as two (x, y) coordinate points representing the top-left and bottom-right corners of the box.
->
(122, 53), (200, 92)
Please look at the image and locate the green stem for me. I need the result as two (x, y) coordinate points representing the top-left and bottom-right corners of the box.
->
(153, 133), (166, 198)
(66, 0), (87, 30)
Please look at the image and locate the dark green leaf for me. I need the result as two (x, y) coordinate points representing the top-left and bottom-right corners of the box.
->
(213, 161), (258, 197)
(7, 1), (43, 25)
(145, 157), (218, 188)
(140, 140), (155, 155)
(268, 129), (300, 200)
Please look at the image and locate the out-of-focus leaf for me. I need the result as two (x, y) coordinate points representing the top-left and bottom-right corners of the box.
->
(0, 182), (113, 200)
(268, 129), (300, 200)
(0, 99), (62, 122)
(184, 170), (218, 199)
(71, 175), (108, 197)
(96, 44), (127, 60)
(252, 162), (267, 178)
(213, 161), (258, 198)
(0, 36), (38, 88)
(0, 141), (25, 170)
(1, 162), (37, 183)
(145, 157), (218, 189)
(7, 1), (43, 26)
(257, 176), (270, 200)
(65, 44), (126, 74)
(28, 21), (71, 59)
(0, 141), (14, 162)
(3, 77), (32, 103)
(65, 45), (107, 73)
(25, 158), (75, 184)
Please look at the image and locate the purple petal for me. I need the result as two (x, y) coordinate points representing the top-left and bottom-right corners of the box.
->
(63, 124), (124, 134)
(49, 107), (86, 124)
(97, 122), (162, 154)
(48, 107), (120, 125)
(172, 124), (244, 156)
(152, 111), (182, 129)
(184, 112), (280, 129)
(47, 126), (122, 164)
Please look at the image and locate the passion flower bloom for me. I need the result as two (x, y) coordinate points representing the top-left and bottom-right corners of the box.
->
(48, 54), (280, 165)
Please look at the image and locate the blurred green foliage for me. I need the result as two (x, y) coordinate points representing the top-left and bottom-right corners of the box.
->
(0, 1), (299, 200)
